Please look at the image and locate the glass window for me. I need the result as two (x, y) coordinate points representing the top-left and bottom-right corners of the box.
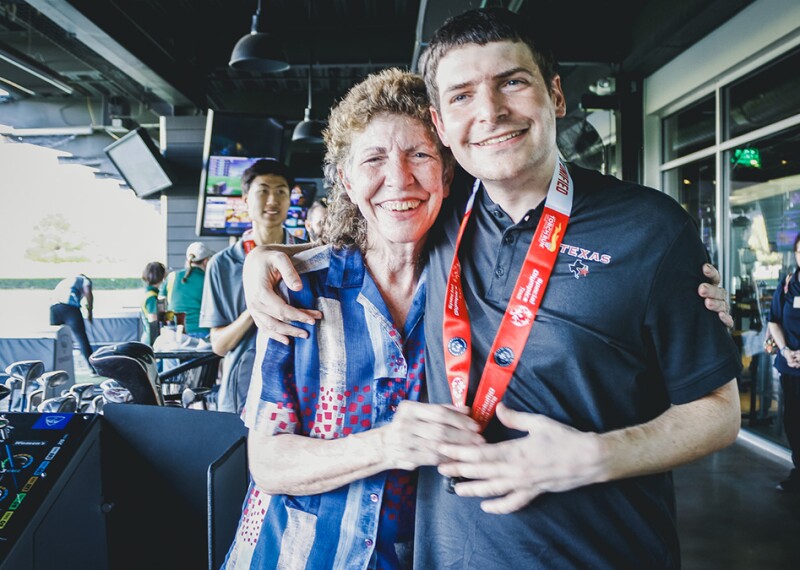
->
(728, 124), (800, 444)
(662, 157), (717, 265)
(662, 95), (715, 161)
(726, 47), (800, 140)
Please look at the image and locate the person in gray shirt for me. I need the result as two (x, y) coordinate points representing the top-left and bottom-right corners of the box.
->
(200, 159), (305, 413)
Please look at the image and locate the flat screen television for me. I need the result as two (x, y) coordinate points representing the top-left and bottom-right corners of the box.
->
(283, 180), (320, 240)
(196, 110), (286, 236)
(104, 127), (173, 198)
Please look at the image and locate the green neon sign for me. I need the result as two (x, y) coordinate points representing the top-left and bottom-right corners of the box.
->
(732, 147), (761, 168)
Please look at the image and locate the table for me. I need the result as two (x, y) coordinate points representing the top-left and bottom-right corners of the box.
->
(154, 349), (220, 396)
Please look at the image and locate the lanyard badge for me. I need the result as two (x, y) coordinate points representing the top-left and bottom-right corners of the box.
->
(442, 159), (573, 430)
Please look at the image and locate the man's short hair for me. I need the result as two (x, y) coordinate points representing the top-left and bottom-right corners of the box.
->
(241, 158), (294, 193)
(419, 8), (558, 111)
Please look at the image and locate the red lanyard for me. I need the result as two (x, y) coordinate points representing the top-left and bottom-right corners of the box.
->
(242, 229), (256, 255)
(442, 159), (573, 430)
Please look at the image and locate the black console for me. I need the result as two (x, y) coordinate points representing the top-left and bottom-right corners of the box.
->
(0, 407), (248, 570)
(0, 413), (105, 569)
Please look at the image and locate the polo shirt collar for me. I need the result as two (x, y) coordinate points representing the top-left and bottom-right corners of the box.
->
(476, 183), (547, 230)
(231, 239), (246, 263)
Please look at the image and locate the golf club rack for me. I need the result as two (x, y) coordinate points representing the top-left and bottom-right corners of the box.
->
(0, 344), (248, 570)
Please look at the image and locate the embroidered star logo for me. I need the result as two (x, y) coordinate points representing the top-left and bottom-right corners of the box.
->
(569, 259), (589, 279)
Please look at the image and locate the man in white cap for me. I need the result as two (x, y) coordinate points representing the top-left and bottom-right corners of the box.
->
(160, 241), (215, 338)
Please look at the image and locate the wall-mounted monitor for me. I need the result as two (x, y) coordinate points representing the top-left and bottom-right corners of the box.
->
(196, 110), (286, 236)
(104, 127), (173, 198)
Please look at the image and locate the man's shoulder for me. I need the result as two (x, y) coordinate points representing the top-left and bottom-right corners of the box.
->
(572, 166), (689, 225)
(207, 243), (243, 271)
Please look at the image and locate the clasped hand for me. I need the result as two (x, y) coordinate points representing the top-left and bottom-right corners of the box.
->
(437, 403), (605, 514)
(785, 348), (800, 368)
(379, 401), (484, 471)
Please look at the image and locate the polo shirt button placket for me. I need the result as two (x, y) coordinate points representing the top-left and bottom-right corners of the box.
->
(365, 538), (374, 547)
(369, 493), (379, 503)
(495, 267), (504, 277)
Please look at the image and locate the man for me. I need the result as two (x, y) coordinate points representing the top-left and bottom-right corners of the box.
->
(304, 199), (328, 241)
(49, 273), (96, 374)
(409, 9), (740, 568)
(242, 10), (738, 568)
(199, 158), (305, 414)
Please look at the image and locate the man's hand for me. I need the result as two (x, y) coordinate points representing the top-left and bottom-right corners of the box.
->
(242, 245), (321, 344)
(785, 349), (800, 368)
(699, 263), (732, 328)
(381, 401), (484, 471)
(437, 403), (604, 514)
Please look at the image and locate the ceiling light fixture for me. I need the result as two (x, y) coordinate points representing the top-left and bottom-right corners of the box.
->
(229, 0), (290, 73)
(292, 64), (324, 144)
(292, 1), (324, 144)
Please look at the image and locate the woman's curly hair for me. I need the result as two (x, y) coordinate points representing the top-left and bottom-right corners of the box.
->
(321, 68), (453, 252)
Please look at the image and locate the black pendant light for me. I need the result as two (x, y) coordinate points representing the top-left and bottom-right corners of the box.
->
(229, 0), (290, 73)
(292, 63), (325, 144)
(292, 1), (324, 144)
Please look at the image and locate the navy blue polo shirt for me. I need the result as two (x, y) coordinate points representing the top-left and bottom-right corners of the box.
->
(770, 269), (800, 376)
(415, 165), (741, 569)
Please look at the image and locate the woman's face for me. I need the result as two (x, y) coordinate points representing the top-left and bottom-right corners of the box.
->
(340, 113), (450, 250)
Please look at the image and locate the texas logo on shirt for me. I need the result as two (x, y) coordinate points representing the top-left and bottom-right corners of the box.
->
(561, 242), (612, 279)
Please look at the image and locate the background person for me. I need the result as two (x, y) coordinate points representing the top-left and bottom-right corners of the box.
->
(160, 241), (215, 338)
(304, 199), (328, 241)
(49, 273), (95, 373)
(140, 261), (165, 346)
(768, 232), (800, 493)
(200, 158), (305, 414)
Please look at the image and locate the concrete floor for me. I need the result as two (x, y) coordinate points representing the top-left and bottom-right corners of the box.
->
(676, 436), (800, 569)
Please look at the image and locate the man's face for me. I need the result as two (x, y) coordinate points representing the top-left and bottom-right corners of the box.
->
(244, 173), (291, 230)
(305, 206), (327, 241)
(430, 41), (565, 190)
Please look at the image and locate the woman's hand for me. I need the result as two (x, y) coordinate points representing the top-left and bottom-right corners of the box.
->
(379, 401), (484, 470)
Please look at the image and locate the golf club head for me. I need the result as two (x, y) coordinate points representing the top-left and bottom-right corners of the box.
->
(28, 389), (44, 412)
(89, 342), (162, 406)
(86, 394), (105, 414)
(38, 370), (71, 393)
(6, 360), (45, 413)
(38, 394), (77, 413)
(181, 387), (212, 409)
(101, 385), (133, 404)
(69, 383), (97, 407)
(4, 378), (23, 412)
(5, 360), (45, 383)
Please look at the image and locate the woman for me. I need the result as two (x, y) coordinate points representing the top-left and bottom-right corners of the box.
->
(160, 241), (215, 338)
(224, 69), (482, 570)
(768, 232), (800, 493)
(140, 261), (165, 345)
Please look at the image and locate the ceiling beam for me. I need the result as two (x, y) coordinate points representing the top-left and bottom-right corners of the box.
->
(26, 0), (193, 109)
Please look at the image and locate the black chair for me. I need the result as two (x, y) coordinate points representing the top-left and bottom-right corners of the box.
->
(90, 342), (164, 406)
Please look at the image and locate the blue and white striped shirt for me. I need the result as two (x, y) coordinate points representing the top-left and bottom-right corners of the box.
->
(225, 245), (426, 570)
